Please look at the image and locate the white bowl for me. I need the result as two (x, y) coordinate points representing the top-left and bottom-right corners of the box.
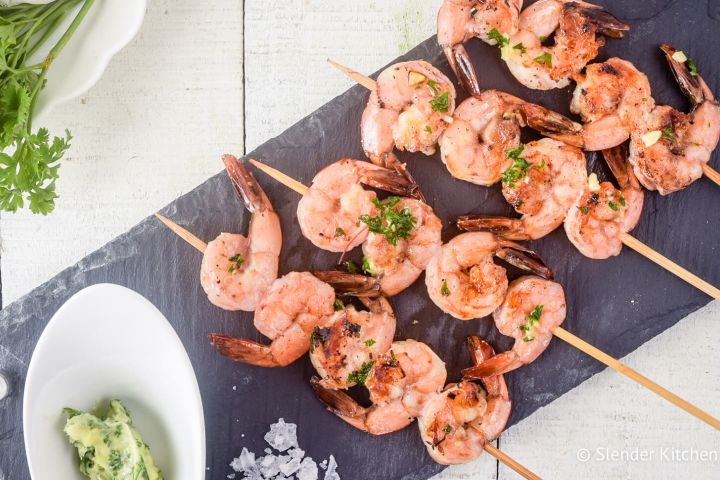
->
(23, 284), (206, 480)
(31, 0), (147, 120)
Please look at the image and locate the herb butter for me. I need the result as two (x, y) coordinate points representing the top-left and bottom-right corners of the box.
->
(63, 399), (163, 480)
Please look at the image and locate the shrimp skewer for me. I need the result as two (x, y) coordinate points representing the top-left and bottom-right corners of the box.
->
(461, 276), (720, 430)
(457, 147), (720, 300)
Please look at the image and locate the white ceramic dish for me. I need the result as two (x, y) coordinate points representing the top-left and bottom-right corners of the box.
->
(30, 0), (147, 120)
(23, 283), (205, 480)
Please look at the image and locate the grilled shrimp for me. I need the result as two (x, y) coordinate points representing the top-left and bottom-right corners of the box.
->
(296, 159), (421, 252)
(425, 231), (552, 320)
(360, 197), (442, 296)
(501, 0), (628, 90)
(310, 340), (447, 435)
(200, 155), (282, 311)
(310, 297), (397, 390)
(628, 44), (720, 195)
(565, 145), (643, 259)
(437, 0), (522, 94)
(208, 271), (378, 367)
(463, 276), (566, 378)
(571, 58), (654, 151)
(361, 61), (456, 165)
(439, 91), (582, 186)
(419, 336), (510, 465)
(456, 138), (586, 240)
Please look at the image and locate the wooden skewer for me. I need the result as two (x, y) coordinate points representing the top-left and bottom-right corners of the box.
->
(330, 58), (720, 300)
(619, 233), (720, 300)
(327, 58), (377, 91)
(249, 159), (308, 195)
(483, 442), (542, 480)
(702, 164), (720, 187)
(554, 327), (720, 430)
(155, 213), (207, 252)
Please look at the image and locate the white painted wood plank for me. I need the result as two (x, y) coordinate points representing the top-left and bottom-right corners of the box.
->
(244, 2), (719, 480)
(0, 0), (244, 304)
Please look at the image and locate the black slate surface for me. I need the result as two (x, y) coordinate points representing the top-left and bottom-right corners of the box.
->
(1, 1), (719, 479)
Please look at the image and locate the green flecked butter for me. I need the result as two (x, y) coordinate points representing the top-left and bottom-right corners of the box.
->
(62, 399), (163, 480)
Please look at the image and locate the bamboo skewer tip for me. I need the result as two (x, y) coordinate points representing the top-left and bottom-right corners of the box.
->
(249, 159), (309, 195)
(327, 58), (376, 91)
(155, 213), (207, 253)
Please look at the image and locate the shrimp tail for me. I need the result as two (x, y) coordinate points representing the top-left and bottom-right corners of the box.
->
(456, 215), (530, 241)
(566, 3), (629, 38)
(516, 102), (584, 148)
(602, 143), (639, 190)
(462, 350), (523, 378)
(659, 43), (710, 105)
(466, 335), (495, 366)
(207, 333), (280, 367)
(309, 376), (369, 433)
(496, 239), (554, 279)
(311, 270), (382, 297)
(359, 165), (424, 200)
(223, 155), (273, 213)
(451, 44), (482, 97)
(383, 153), (427, 203)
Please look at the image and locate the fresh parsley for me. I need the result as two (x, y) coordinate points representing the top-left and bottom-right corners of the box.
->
(520, 304), (543, 342)
(359, 196), (417, 246)
(513, 42), (527, 55)
(488, 28), (509, 48)
(334, 227), (345, 237)
(227, 254), (244, 273)
(347, 360), (375, 386)
(424, 125), (432, 134)
(442, 424), (452, 433)
(619, 196), (626, 207)
(661, 126), (675, 142)
(309, 327), (324, 353)
(500, 144), (531, 189)
(534, 53), (552, 67)
(0, 0), (96, 214)
(364, 338), (376, 347)
(687, 57), (698, 76)
(429, 91), (449, 113)
(608, 201), (619, 211)
(577, 206), (590, 215)
(440, 279), (450, 296)
(333, 299), (344, 311)
(345, 259), (359, 273)
(361, 256), (373, 275)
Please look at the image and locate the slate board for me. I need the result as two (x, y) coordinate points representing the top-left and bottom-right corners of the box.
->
(1, 1), (719, 479)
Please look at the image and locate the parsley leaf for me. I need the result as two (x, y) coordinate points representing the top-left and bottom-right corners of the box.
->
(359, 196), (417, 246)
(520, 304), (543, 342)
(513, 43), (527, 55)
(361, 256), (373, 275)
(345, 259), (359, 273)
(0, 0), (96, 215)
(227, 254), (244, 273)
(334, 227), (345, 237)
(577, 206), (590, 215)
(333, 299), (344, 311)
(429, 91), (449, 113)
(661, 126), (676, 142)
(488, 28), (509, 48)
(619, 196), (626, 207)
(534, 53), (552, 67)
(442, 424), (452, 433)
(441, 279), (450, 296)
(500, 144), (531, 189)
(364, 338), (376, 347)
(687, 57), (698, 76)
(347, 361), (375, 386)
(608, 201), (619, 211)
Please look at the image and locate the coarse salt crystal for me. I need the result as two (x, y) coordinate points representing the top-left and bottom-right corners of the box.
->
(324, 455), (340, 480)
(264, 418), (299, 452)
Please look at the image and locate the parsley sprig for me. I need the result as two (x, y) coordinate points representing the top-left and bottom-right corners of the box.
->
(359, 196), (417, 246)
(0, 0), (95, 214)
(347, 360), (375, 386)
(500, 144), (530, 189)
(520, 304), (543, 342)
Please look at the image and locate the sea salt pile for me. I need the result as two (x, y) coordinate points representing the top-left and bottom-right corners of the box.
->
(228, 418), (340, 480)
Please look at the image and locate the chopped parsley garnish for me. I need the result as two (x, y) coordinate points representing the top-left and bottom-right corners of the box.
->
(539, 35), (548, 43)
(430, 91), (450, 113)
(227, 254), (244, 273)
(619, 196), (626, 207)
(488, 28), (509, 48)
(513, 42), (527, 55)
(347, 361), (375, 386)
(500, 144), (531, 189)
(426, 79), (439, 94)
(535, 159), (546, 170)
(346, 260), (359, 273)
(577, 206), (590, 215)
(362, 256), (373, 275)
(334, 227), (345, 237)
(520, 304), (543, 342)
(608, 201), (619, 211)
(442, 424), (452, 433)
(359, 196), (417, 246)
(424, 125), (432, 134)
(309, 327), (324, 353)
(687, 57), (698, 76)
(661, 126), (676, 142)
(364, 338), (376, 347)
(440, 279), (451, 296)
(333, 299), (344, 311)
(534, 53), (552, 67)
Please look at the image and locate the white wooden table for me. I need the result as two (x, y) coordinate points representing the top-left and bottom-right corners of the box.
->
(2, 1), (717, 478)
